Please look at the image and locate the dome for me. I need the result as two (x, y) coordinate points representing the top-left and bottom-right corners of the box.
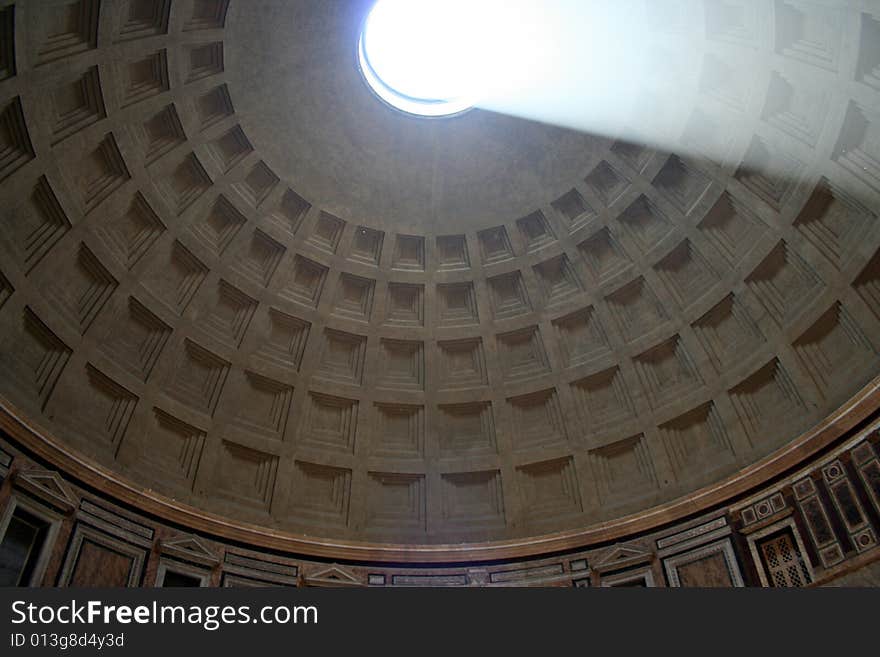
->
(1, 0), (880, 582)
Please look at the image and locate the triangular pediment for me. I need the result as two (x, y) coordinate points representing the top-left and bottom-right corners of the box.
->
(303, 564), (363, 587)
(594, 543), (653, 571)
(160, 534), (220, 565)
(15, 468), (78, 511)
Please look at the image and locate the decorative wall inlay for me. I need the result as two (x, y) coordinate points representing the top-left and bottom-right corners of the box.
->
(663, 539), (744, 587)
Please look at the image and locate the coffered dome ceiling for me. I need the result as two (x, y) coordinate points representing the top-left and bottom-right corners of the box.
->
(1, 0), (880, 554)
(226, 0), (606, 234)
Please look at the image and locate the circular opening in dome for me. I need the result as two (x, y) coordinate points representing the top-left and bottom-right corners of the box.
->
(358, 0), (479, 117)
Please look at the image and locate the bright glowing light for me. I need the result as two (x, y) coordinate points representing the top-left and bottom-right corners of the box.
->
(357, 0), (834, 184)
(359, 0), (530, 117)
